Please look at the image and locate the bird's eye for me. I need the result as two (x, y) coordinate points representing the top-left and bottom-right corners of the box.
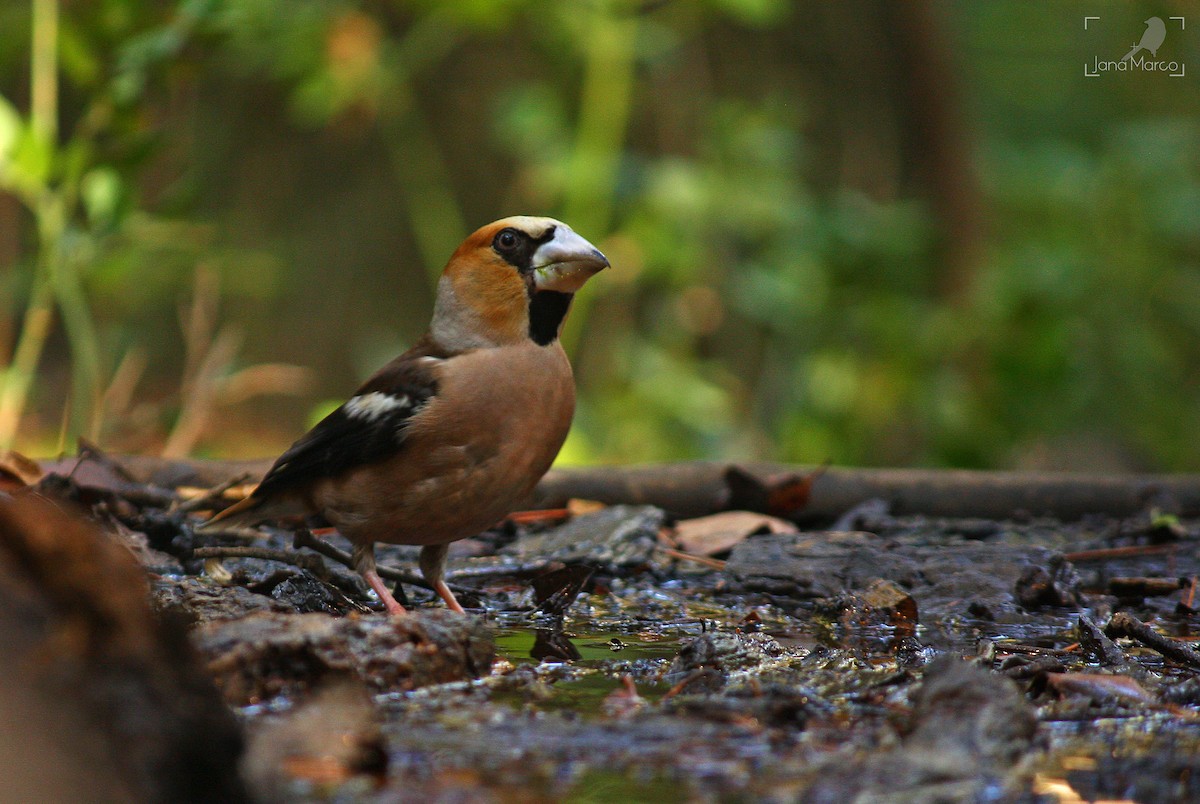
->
(494, 229), (520, 252)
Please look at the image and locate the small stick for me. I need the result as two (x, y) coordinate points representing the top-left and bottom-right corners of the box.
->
(174, 472), (251, 514)
(506, 508), (571, 525)
(292, 530), (423, 587)
(292, 529), (474, 595)
(992, 642), (1078, 658)
(1062, 544), (1178, 562)
(660, 668), (718, 702)
(655, 546), (727, 570)
(1105, 611), (1200, 669)
(191, 545), (329, 577)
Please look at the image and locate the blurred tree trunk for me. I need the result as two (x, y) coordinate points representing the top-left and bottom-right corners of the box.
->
(807, 0), (984, 304)
(886, 0), (984, 305)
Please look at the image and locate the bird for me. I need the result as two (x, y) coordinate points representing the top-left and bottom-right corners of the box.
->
(203, 216), (608, 615)
(1121, 17), (1166, 62)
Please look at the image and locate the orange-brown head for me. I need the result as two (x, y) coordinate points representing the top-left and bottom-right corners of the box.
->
(431, 217), (608, 350)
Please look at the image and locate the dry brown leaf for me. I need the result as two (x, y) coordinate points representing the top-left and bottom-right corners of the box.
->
(724, 464), (826, 517)
(0, 451), (43, 491)
(671, 510), (796, 557)
(566, 498), (606, 517)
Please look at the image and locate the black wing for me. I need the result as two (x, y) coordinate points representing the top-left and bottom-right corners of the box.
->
(252, 345), (443, 498)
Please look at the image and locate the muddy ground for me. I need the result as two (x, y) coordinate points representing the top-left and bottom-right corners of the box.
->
(3, 453), (1200, 802)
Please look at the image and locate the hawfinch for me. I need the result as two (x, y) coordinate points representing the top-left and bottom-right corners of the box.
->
(205, 217), (608, 615)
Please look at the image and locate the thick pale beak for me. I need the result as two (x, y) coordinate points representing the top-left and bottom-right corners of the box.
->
(532, 226), (609, 293)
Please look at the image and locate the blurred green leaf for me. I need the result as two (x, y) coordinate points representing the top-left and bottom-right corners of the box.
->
(0, 94), (21, 166)
(81, 166), (123, 228)
(7, 124), (53, 196)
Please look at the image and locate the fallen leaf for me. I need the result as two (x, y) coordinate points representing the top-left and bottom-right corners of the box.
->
(671, 510), (796, 557)
(724, 464), (827, 518)
(0, 451), (43, 491)
(566, 498), (606, 517)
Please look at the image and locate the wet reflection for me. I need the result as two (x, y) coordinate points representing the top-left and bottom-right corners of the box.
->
(530, 626), (582, 662)
(527, 564), (596, 661)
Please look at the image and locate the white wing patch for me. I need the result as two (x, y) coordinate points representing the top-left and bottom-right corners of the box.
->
(344, 391), (411, 421)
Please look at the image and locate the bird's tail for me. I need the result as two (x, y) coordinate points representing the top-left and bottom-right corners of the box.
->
(1121, 45), (1143, 62)
(198, 494), (263, 531)
(198, 492), (303, 531)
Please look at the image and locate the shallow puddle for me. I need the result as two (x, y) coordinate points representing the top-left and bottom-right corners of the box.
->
(494, 625), (683, 667)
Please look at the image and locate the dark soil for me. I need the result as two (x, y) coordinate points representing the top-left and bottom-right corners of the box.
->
(6, 454), (1200, 802)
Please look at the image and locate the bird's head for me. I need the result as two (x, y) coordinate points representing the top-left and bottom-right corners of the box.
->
(432, 216), (609, 349)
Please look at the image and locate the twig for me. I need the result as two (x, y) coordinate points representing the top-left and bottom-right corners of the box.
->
(660, 668), (720, 701)
(1063, 544), (1179, 562)
(439, 561), (553, 580)
(1105, 612), (1200, 670)
(655, 546), (727, 570)
(1108, 577), (1186, 598)
(291, 530), (474, 596)
(992, 642), (1079, 658)
(506, 508), (571, 525)
(291, 529), (417, 585)
(174, 472), (251, 514)
(191, 545), (331, 577)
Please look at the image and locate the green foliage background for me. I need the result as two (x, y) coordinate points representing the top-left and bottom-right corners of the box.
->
(1, 0), (1198, 470)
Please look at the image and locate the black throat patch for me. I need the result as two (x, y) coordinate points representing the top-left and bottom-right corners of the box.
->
(528, 290), (573, 345)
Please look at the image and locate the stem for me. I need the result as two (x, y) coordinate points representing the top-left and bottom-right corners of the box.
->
(0, 0), (59, 450)
(0, 277), (53, 450)
(31, 0), (58, 144)
(53, 240), (103, 440)
(560, 5), (637, 355)
(36, 0), (98, 441)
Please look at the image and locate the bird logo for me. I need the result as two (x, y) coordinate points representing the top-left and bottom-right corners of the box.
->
(1121, 17), (1166, 62)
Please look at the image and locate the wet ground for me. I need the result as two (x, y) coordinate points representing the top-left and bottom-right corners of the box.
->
(7, 456), (1200, 801)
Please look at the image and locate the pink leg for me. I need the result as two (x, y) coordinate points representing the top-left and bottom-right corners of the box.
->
(353, 542), (407, 616)
(420, 544), (466, 614)
(435, 581), (465, 614)
(363, 567), (408, 616)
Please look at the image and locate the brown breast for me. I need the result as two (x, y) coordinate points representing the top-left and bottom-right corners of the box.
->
(312, 340), (575, 546)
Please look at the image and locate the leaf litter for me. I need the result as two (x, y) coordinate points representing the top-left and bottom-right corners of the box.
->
(3, 448), (1200, 801)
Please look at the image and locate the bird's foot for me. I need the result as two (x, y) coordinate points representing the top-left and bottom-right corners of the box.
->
(435, 581), (466, 614)
(363, 567), (408, 616)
